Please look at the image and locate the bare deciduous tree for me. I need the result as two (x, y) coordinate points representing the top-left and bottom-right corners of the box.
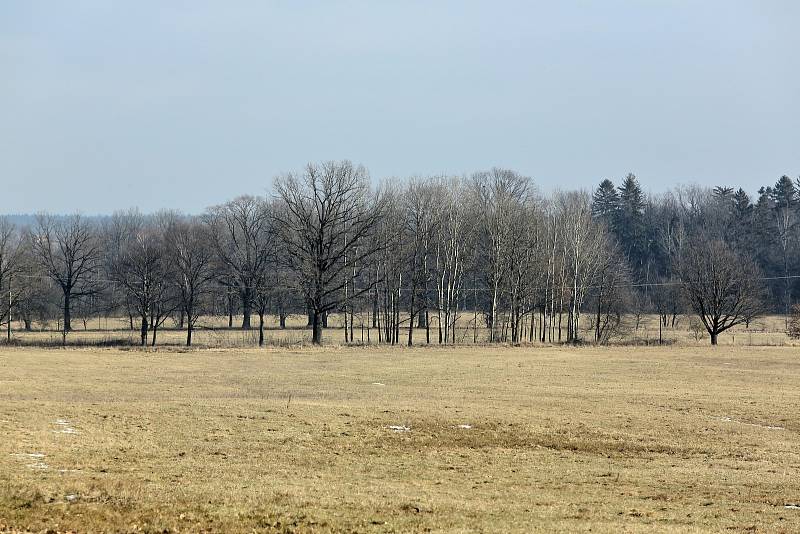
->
(30, 214), (102, 332)
(0, 218), (27, 337)
(680, 237), (765, 345)
(164, 216), (216, 346)
(472, 169), (533, 342)
(432, 177), (475, 344)
(273, 161), (384, 344)
(401, 179), (438, 346)
(205, 196), (272, 330)
(107, 212), (178, 346)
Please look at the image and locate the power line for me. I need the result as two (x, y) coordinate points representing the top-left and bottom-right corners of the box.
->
(10, 272), (800, 293)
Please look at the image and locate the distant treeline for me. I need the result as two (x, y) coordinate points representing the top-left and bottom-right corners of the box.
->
(0, 161), (795, 346)
(2, 214), (112, 228)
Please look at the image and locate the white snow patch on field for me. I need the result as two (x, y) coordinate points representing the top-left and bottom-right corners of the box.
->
(26, 462), (48, 470)
(53, 427), (79, 434)
(11, 453), (49, 469)
(12, 453), (45, 459)
(718, 416), (783, 430)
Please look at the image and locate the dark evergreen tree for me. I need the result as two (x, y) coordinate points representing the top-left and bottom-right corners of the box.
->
(732, 188), (752, 218)
(712, 186), (734, 202)
(615, 173), (647, 278)
(769, 176), (799, 320)
(753, 187), (776, 265)
(771, 175), (798, 210)
(591, 179), (619, 223)
(705, 185), (736, 240)
(729, 188), (755, 254)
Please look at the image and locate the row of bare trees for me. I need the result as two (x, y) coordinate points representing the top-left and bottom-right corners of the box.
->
(0, 161), (771, 346)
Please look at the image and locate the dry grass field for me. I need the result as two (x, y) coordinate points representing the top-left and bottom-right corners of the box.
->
(2, 344), (800, 533)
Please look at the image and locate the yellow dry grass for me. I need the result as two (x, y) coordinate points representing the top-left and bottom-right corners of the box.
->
(1, 344), (800, 533)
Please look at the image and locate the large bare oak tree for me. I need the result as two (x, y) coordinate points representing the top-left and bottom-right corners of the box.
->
(30, 214), (102, 332)
(273, 161), (384, 344)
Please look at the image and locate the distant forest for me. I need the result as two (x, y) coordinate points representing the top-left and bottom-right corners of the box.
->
(0, 163), (797, 346)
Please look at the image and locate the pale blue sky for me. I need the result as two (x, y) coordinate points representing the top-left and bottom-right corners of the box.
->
(1, 1), (798, 213)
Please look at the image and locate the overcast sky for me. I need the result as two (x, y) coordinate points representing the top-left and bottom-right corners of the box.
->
(1, 1), (798, 214)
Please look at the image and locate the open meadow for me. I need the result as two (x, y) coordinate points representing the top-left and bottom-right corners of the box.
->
(2, 343), (800, 533)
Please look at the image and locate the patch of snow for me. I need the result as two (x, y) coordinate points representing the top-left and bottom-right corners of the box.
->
(371, 382), (386, 386)
(718, 416), (783, 430)
(27, 462), (48, 470)
(65, 494), (79, 502)
(55, 419), (70, 426)
(785, 504), (800, 510)
(11, 452), (50, 470)
(387, 425), (411, 433)
(455, 424), (473, 429)
(53, 427), (79, 434)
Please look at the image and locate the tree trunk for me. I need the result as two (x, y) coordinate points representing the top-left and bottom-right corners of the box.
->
(63, 293), (72, 332)
(407, 318), (414, 346)
(595, 291), (602, 343)
(344, 304), (349, 343)
(425, 310), (430, 344)
(372, 291), (378, 328)
(279, 312), (287, 329)
(228, 293), (234, 327)
(185, 303), (193, 346)
(140, 315), (148, 346)
(490, 283), (498, 343)
(151, 326), (158, 346)
(312, 310), (323, 345)
(258, 312), (265, 347)
(710, 331), (718, 345)
(407, 290), (415, 347)
(241, 288), (252, 329)
(529, 311), (535, 342)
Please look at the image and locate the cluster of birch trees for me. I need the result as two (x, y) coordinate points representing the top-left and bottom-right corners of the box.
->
(0, 161), (793, 346)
